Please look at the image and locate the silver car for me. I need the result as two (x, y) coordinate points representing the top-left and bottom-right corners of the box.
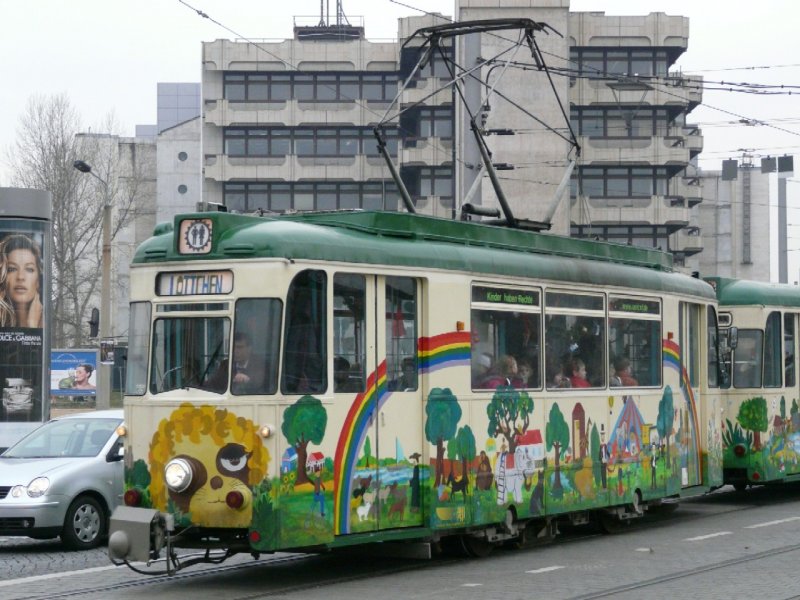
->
(0, 410), (124, 549)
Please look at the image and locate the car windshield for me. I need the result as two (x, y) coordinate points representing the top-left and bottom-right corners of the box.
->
(2, 417), (121, 458)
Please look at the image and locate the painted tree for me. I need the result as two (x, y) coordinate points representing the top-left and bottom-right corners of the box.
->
(454, 425), (477, 486)
(780, 396), (786, 420)
(590, 423), (602, 485)
(363, 435), (372, 468)
(657, 386), (675, 468)
(792, 399), (800, 431)
(546, 403), (570, 496)
(737, 396), (769, 451)
(486, 386), (534, 454)
(281, 395), (328, 485)
(425, 387), (462, 486)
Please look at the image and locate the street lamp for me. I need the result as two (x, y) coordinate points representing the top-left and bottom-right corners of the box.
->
(73, 159), (112, 410)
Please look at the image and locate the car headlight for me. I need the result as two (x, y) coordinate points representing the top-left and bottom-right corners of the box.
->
(10, 485), (25, 498)
(164, 458), (193, 493)
(27, 477), (50, 498)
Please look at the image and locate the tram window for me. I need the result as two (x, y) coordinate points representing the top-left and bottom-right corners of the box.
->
(545, 291), (605, 389)
(785, 314), (796, 388)
(150, 316), (231, 394)
(733, 329), (763, 388)
(707, 306), (721, 388)
(334, 274), (366, 393)
(764, 312), (782, 388)
(231, 299), (281, 395)
(125, 302), (151, 396)
(386, 277), (417, 392)
(608, 318), (661, 388)
(470, 309), (541, 390)
(282, 270), (327, 394)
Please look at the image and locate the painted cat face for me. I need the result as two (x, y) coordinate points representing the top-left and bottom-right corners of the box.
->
(149, 406), (269, 529)
(168, 443), (253, 527)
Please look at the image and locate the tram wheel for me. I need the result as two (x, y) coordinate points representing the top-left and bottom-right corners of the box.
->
(461, 534), (494, 558)
(598, 511), (629, 535)
(506, 523), (528, 550)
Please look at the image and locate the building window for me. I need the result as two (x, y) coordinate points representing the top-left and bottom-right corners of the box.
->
(569, 48), (670, 79)
(223, 126), (399, 158)
(573, 166), (671, 198)
(571, 224), (671, 251)
(177, 184), (188, 194)
(223, 72), (398, 103)
(570, 106), (674, 138)
(402, 166), (453, 203)
(178, 151), (188, 161)
(223, 181), (399, 213)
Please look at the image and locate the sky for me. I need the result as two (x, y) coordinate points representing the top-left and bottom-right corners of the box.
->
(2, 0), (799, 270)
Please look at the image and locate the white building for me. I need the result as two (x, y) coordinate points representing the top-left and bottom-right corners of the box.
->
(200, 2), (703, 263)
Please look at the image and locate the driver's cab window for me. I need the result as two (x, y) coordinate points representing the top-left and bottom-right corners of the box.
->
(231, 298), (282, 395)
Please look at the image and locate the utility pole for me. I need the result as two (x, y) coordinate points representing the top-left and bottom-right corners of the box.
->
(73, 159), (112, 410)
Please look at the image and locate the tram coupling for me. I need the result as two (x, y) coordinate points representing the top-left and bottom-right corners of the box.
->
(108, 506), (173, 564)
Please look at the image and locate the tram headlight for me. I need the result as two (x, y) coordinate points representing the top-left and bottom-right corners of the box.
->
(164, 458), (193, 493)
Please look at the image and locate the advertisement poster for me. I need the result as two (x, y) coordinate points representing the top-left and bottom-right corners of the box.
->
(0, 226), (46, 424)
(51, 350), (98, 397)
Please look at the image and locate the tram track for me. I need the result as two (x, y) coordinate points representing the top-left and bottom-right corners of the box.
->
(566, 540), (800, 600)
(17, 551), (462, 600)
(10, 488), (799, 600)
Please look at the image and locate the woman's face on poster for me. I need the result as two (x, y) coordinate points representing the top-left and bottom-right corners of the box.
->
(6, 248), (39, 305)
(75, 366), (89, 384)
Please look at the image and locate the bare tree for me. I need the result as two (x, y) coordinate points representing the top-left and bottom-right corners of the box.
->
(6, 94), (139, 348)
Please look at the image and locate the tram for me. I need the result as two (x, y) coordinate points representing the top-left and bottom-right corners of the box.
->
(109, 210), (724, 572)
(707, 277), (800, 490)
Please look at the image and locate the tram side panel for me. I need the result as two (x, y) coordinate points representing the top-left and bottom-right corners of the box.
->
(414, 279), (717, 533)
(720, 306), (800, 487)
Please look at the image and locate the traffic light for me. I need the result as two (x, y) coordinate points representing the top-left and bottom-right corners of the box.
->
(88, 307), (99, 338)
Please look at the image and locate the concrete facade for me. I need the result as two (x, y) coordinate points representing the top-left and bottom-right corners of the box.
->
(696, 164), (772, 281)
(199, 1), (704, 263)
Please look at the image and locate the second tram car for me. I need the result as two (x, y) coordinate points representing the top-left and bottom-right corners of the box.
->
(707, 276), (800, 490)
(109, 211), (724, 570)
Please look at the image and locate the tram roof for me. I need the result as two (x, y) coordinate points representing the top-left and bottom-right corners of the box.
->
(706, 276), (800, 308)
(135, 211), (714, 298)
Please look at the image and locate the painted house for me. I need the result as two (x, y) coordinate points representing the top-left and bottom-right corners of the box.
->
(308, 451), (325, 471)
(281, 447), (297, 474)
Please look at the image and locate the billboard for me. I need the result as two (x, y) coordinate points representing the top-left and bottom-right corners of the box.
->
(51, 350), (98, 397)
(0, 188), (51, 449)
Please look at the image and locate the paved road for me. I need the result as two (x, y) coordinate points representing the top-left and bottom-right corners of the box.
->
(3, 484), (800, 600)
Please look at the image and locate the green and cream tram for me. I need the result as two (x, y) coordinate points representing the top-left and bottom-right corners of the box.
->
(707, 277), (800, 489)
(109, 211), (723, 570)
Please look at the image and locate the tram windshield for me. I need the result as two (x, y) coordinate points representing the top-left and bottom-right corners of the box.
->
(149, 317), (231, 394)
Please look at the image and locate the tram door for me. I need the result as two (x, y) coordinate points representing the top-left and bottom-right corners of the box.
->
(374, 275), (424, 530)
(678, 302), (703, 488)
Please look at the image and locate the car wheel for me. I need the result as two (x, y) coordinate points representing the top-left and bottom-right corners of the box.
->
(61, 495), (106, 550)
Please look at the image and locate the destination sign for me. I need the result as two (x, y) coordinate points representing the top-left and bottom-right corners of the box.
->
(609, 297), (660, 315)
(472, 285), (539, 307)
(157, 271), (233, 296)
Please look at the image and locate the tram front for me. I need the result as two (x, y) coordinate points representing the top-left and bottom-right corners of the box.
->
(109, 215), (289, 571)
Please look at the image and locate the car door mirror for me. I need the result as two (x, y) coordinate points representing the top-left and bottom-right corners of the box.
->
(106, 440), (125, 463)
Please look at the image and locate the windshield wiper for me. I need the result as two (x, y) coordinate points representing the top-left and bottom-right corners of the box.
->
(182, 340), (225, 392)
